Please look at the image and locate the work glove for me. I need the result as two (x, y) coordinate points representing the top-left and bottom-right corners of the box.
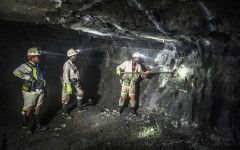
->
(29, 78), (36, 82)
(116, 67), (121, 76)
(144, 71), (150, 76)
(66, 83), (72, 94)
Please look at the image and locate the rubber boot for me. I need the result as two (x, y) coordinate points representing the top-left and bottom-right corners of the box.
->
(21, 111), (32, 134)
(21, 111), (29, 129)
(118, 106), (123, 115)
(130, 107), (138, 116)
(62, 104), (72, 119)
(118, 97), (124, 115)
(62, 103), (67, 114)
(34, 114), (46, 130)
(77, 97), (86, 112)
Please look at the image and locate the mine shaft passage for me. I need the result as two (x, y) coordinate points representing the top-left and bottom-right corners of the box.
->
(1, 0), (240, 149)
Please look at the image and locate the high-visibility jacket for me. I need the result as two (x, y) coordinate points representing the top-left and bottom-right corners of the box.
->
(62, 59), (80, 84)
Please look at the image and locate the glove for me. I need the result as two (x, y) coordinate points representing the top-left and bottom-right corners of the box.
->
(144, 71), (150, 76)
(116, 67), (121, 76)
(66, 83), (72, 94)
(29, 78), (35, 82)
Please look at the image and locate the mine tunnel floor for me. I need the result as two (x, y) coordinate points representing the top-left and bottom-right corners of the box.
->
(0, 106), (239, 150)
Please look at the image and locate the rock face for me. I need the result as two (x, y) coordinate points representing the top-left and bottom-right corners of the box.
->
(0, 0), (240, 147)
(0, 19), (240, 143)
(1, 0), (240, 41)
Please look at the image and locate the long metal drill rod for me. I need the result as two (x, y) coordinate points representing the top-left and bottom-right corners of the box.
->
(120, 71), (177, 74)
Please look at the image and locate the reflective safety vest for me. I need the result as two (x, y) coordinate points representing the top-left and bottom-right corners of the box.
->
(25, 62), (45, 89)
(25, 62), (44, 80)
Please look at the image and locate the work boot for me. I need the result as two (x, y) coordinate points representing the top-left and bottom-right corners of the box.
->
(34, 114), (47, 130)
(130, 107), (138, 116)
(26, 129), (33, 134)
(118, 106), (123, 115)
(62, 104), (72, 119)
(77, 98), (87, 112)
(62, 113), (72, 119)
(23, 127), (33, 134)
(77, 106), (87, 113)
(21, 114), (33, 134)
(21, 113), (29, 130)
(36, 123), (47, 130)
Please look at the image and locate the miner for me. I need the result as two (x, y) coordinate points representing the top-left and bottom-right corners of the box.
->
(61, 49), (85, 119)
(116, 52), (150, 116)
(13, 47), (46, 134)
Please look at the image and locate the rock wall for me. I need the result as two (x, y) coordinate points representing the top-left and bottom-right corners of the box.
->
(0, 20), (240, 141)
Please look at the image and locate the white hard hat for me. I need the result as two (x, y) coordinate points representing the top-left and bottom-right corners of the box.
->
(27, 47), (41, 56)
(67, 49), (78, 57)
(132, 52), (140, 58)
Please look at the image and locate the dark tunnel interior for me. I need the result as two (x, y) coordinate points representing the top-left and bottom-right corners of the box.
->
(1, 0), (240, 149)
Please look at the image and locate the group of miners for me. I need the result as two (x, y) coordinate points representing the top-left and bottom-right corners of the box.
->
(13, 47), (150, 134)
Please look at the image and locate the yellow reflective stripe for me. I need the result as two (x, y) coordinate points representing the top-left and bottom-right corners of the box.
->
(15, 72), (22, 77)
(26, 62), (38, 80)
(22, 107), (29, 111)
(32, 68), (38, 80)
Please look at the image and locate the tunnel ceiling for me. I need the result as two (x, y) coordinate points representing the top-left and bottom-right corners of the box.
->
(0, 0), (240, 43)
